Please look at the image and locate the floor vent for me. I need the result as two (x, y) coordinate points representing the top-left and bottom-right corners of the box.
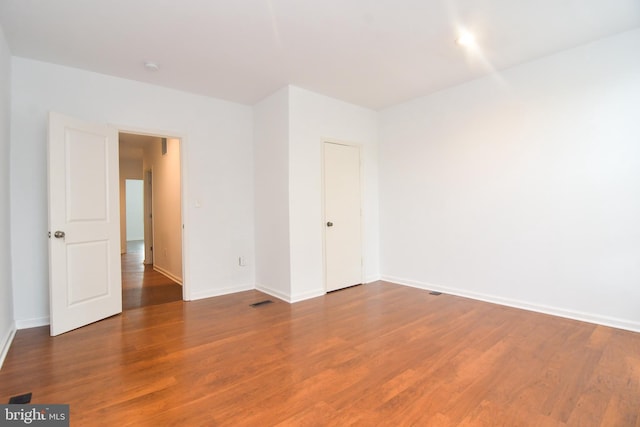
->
(8, 392), (32, 404)
(429, 291), (442, 296)
(250, 300), (274, 307)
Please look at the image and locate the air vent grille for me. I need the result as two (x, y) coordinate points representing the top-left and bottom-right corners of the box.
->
(250, 300), (274, 307)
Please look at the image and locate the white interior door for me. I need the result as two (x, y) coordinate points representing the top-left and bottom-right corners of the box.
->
(48, 112), (122, 336)
(323, 142), (363, 292)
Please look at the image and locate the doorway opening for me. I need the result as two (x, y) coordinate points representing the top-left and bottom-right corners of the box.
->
(125, 179), (144, 243)
(119, 133), (184, 310)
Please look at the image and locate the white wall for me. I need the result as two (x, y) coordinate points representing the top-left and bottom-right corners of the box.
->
(289, 86), (379, 301)
(254, 87), (292, 300)
(119, 156), (143, 252)
(125, 179), (144, 241)
(147, 138), (182, 283)
(10, 58), (255, 326)
(0, 24), (15, 367)
(141, 139), (158, 265)
(380, 29), (640, 331)
(253, 86), (380, 303)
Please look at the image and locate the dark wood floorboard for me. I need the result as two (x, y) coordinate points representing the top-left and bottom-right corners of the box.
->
(122, 240), (183, 310)
(1, 281), (639, 426)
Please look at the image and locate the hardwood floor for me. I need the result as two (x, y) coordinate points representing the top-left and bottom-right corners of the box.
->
(1, 282), (639, 426)
(122, 240), (182, 310)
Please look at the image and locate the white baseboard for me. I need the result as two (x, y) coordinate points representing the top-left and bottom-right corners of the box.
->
(189, 284), (254, 301)
(0, 323), (17, 369)
(15, 317), (50, 330)
(290, 289), (326, 303)
(382, 275), (640, 333)
(153, 265), (183, 285)
(255, 284), (326, 304)
(365, 274), (382, 283)
(255, 284), (291, 303)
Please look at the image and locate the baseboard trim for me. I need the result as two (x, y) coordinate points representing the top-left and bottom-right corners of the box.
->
(15, 317), (50, 330)
(254, 285), (326, 304)
(255, 284), (291, 303)
(365, 274), (382, 283)
(382, 275), (640, 333)
(290, 289), (326, 303)
(189, 284), (254, 301)
(0, 323), (17, 369)
(153, 265), (183, 285)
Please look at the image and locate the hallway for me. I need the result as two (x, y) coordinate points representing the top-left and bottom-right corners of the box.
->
(121, 240), (183, 310)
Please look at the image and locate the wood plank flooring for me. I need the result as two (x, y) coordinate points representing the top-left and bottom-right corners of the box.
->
(122, 240), (182, 310)
(1, 281), (639, 426)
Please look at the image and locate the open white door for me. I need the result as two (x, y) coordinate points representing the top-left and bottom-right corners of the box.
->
(48, 112), (122, 336)
(323, 142), (363, 292)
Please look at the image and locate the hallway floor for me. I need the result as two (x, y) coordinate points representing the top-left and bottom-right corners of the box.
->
(121, 240), (183, 310)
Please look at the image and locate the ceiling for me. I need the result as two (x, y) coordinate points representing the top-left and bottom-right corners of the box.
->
(119, 133), (157, 161)
(1, 1), (639, 110)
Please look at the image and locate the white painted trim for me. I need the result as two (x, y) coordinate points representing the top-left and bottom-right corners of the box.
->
(290, 289), (326, 303)
(382, 275), (640, 333)
(153, 265), (183, 286)
(15, 317), (50, 329)
(113, 125), (185, 140)
(256, 285), (326, 304)
(365, 275), (382, 284)
(255, 284), (291, 303)
(0, 323), (17, 369)
(189, 284), (254, 301)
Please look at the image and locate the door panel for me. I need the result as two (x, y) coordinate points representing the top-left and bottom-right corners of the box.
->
(323, 142), (363, 292)
(48, 112), (122, 336)
(66, 129), (108, 220)
(66, 241), (110, 305)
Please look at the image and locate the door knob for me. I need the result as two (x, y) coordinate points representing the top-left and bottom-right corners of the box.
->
(54, 231), (65, 239)
(326, 222), (334, 227)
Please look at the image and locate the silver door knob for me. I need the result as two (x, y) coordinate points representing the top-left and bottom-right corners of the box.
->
(326, 222), (333, 227)
(54, 231), (65, 239)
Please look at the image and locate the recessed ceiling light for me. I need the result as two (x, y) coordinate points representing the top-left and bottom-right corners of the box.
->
(456, 30), (476, 47)
(144, 61), (160, 71)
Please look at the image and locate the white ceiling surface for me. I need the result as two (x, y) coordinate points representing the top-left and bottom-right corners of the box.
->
(1, 1), (639, 110)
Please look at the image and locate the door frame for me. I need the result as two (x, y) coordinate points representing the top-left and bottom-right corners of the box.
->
(321, 139), (365, 293)
(117, 124), (189, 301)
(143, 168), (154, 265)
